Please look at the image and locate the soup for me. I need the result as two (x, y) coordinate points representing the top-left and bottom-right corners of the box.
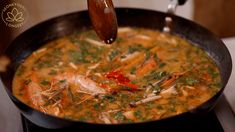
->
(13, 27), (221, 124)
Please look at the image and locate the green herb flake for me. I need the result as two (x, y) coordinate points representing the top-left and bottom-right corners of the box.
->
(69, 36), (81, 45)
(17, 93), (24, 96)
(78, 117), (87, 122)
(121, 86), (133, 91)
(103, 94), (116, 102)
(109, 50), (120, 61)
(153, 85), (161, 93)
(169, 106), (176, 112)
(43, 101), (51, 107)
(145, 51), (151, 61)
(130, 67), (137, 74)
(134, 110), (142, 119)
(153, 53), (160, 62)
(53, 48), (62, 56)
(59, 79), (66, 83)
(49, 69), (57, 75)
(68, 50), (84, 63)
(16, 65), (26, 76)
(114, 111), (125, 120)
(116, 37), (124, 43)
(128, 44), (145, 54)
(119, 93), (128, 99)
(40, 79), (50, 86)
(93, 103), (100, 110)
(159, 63), (166, 68)
(185, 77), (199, 86)
(85, 31), (98, 39)
(144, 71), (168, 81)
(209, 82), (221, 88)
(156, 105), (163, 110)
(207, 67), (220, 79)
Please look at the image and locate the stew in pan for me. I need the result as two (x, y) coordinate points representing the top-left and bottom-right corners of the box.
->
(12, 27), (221, 124)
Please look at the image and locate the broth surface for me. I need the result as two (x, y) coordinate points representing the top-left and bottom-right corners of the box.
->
(13, 27), (221, 124)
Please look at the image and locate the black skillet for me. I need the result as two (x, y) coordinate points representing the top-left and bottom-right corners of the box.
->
(0, 8), (232, 130)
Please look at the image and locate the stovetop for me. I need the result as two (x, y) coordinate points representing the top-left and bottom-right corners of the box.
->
(22, 111), (224, 132)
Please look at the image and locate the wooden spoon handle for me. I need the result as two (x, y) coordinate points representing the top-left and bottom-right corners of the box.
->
(88, 0), (118, 44)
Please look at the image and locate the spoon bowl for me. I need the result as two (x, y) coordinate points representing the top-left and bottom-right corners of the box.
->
(87, 0), (118, 44)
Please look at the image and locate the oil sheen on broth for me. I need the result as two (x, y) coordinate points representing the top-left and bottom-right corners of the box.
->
(13, 27), (221, 124)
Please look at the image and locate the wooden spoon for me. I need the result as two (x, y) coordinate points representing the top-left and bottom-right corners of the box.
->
(88, 0), (118, 44)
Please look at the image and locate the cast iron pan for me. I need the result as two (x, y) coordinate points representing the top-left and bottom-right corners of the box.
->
(0, 8), (232, 130)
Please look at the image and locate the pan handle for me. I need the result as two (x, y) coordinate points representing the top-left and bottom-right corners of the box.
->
(168, 0), (187, 14)
(177, 0), (187, 6)
(163, 0), (187, 33)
